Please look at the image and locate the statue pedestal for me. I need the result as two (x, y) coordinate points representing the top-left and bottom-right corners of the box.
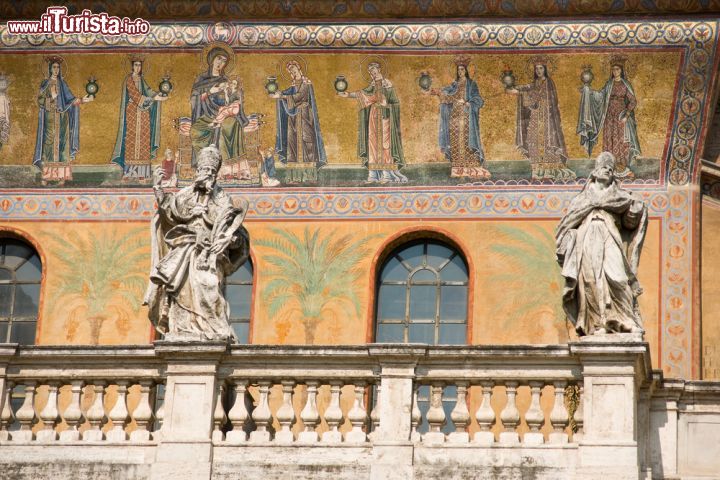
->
(150, 341), (229, 480)
(571, 338), (650, 480)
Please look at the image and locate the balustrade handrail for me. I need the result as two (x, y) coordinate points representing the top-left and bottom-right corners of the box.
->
(0, 343), (597, 381)
(0, 344), (163, 381)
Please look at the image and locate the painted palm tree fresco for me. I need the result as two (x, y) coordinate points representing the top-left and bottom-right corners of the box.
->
(43, 227), (149, 343)
(487, 224), (568, 341)
(256, 227), (377, 344)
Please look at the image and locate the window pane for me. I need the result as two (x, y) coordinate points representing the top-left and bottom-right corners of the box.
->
(0, 322), (7, 342)
(376, 322), (404, 343)
(408, 323), (435, 344)
(227, 284), (251, 320)
(381, 257), (408, 282)
(0, 268), (11, 282)
(0, 285), (11, 317)
(13, 284), (39, 317)
(409, 285), (436, 320)
(228, 262), (253, 283)
(231, 321), (249, 344)
(427, 243), (453, 269)
(10, 321), (36, 344)
(4, 241), (31, 269)
(440, 255), (468, 282)
(411, 269), (436, 283)
(15, 255), (41, 282)
(378, 285), (405, 320)
(397, 244), (424, 270)
(439, 286), (467, 321)
(438, 323), (467, 345)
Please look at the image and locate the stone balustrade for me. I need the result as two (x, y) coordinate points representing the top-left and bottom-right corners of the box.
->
(0, 341), (718, 479)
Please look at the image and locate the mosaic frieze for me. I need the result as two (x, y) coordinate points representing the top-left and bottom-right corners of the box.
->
(0, 20), (716, 188)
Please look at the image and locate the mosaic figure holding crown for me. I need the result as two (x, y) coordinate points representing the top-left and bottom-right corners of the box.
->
(144, 145), (250, 342)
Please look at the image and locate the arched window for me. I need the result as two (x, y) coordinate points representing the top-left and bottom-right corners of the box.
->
(225, 259), (253, 344)
(374, 238), (469, 434)
(0, 238), (41, 344)
(376, 239), (468, 344)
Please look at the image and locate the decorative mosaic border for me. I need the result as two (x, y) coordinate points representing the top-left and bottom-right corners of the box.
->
(662, 189), (694, 379)
(0, 21), (714, 50)
(0, 186), (695, 378)
(1, 20), (717, 186)
(0, 187), (672, 220)
(4, 1), (720, 21)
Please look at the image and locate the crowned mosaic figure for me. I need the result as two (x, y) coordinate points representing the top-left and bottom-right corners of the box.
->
(0, 72), (10, 149)
(424, 55), (490, 179)
(338, 59), (408, 183)
(505, 55), (576, 182)
(144, 145), (250, 342)
(190, 43), (248, 165)
(577, 54), (641, 180)
(111, 54), (168, 181)
(555, 152), (647, 336)
(269, 58), (327, 183)
(33, 55), (94, 186)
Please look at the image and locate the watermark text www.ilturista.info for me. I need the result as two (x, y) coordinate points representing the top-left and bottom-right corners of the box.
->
(6, 7), (150, 35)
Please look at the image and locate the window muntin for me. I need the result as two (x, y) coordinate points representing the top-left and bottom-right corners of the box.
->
(0, 239), (41, 344)
(225, 259), (253, 344)
(376, 239), (468, 345)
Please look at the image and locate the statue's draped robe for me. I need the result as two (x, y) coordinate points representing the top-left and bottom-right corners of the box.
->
(438, 77), (489, 178)
(190, 72), (248, 165)
(111, 74), (161, 179)
(577, 78), (641, 178)
(555, 180), (648, 335)
(144, 185), (250, 340)
(33, 73), (79, 182)
(275, 77), (327, 182)
(356, 79), (407, 183)
(516, 76), (575, 181)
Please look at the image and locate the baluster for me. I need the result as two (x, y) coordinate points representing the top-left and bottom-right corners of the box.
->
(37, 381), (60, 442)
(226, 380), (249, 443)
(106, 381), (129, 442)
(549, 380), (569, 444)
(83, 381), (106, 441)
(499, 381), (520, 445)
(60, 381), (84, 442)
(346, 381), (368, 443)
(368, 385), (381, 442)
(275, 380), (296, 443)
(423, 383), (446, 444)
(154, 391), (165, 441)
(211, 382), (227, 442)
(474, 380), (495, 445)
(298, 380), (320, 442)
(524, 381), (545, 445)
(250, 380), (272, 442)
(574, 384), (584, 441)
(321, 381), (344, 443)
(0, 381), (15, 441)
(449, 381), (470, 444)
(14, 381), (37, 442)
(410, 384), (421, 442)
(130, 380), (154, 442)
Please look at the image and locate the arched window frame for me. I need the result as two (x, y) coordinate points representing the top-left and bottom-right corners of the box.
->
(0, 230), (44, 345)
(370, 229), (473, 345)
(224, 252), (256, 344)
